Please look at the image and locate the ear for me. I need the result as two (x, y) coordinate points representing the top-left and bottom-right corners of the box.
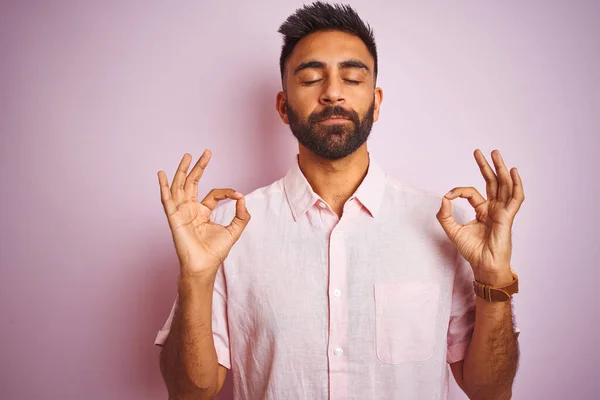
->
(373, 87), (384, 122)
(275, 91), (289, 125)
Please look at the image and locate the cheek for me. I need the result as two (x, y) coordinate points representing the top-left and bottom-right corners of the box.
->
(359, 91), (377, 114)
(288, 90), (312, 106)
(286, 95), (316, 120)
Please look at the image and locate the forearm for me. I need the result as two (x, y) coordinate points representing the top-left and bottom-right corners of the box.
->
(160, 274), (220, 400)
(462, 296), (519, 400)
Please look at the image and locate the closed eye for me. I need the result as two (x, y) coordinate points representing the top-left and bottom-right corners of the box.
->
(302, 79), (322, 86)
(345, 79), (360, 84)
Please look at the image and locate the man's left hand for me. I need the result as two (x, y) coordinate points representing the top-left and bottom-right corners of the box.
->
(436, 149), (525, 287)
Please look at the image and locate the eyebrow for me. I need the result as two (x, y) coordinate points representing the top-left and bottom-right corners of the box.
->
(293, 59), (371, 75)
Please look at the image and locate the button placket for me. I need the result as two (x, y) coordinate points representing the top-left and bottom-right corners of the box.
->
(327, 227), (349, 399)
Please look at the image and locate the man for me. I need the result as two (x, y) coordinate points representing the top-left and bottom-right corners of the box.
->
(155, 2), (523, 399)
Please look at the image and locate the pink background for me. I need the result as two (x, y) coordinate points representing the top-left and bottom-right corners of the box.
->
(1, 1), (598, 399)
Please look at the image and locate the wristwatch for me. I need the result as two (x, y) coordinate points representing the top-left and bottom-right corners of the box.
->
(473, 269), (519, 302)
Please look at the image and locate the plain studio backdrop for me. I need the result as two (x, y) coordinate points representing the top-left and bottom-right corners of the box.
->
(0, 1), (598, 399)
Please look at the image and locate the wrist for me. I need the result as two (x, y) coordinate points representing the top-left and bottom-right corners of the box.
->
(179, 268), (217, 288)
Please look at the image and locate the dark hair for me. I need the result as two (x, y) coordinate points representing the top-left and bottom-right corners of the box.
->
(278, 1), (378, 85)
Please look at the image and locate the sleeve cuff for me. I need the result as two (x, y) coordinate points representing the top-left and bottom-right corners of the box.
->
(215, 343), (231, 369)
(447, 338), (471, 364)
(154, 329), (169, 347)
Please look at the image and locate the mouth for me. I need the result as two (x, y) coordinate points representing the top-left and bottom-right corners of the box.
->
(319, 116), (350, 123)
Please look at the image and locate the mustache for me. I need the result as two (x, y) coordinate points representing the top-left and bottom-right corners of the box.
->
(308, 106), (359, 124)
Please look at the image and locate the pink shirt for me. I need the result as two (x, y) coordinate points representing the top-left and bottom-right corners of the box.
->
(155, 154), (476, 399)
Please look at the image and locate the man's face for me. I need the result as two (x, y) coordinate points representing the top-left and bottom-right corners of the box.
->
(276, 30), (383, 160)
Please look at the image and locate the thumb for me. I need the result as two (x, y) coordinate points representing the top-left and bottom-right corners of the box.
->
(436, 196), (462, 241)
(226, 196), (251, 242)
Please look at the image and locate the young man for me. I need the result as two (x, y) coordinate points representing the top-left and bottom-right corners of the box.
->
(155, 2), (523, 399)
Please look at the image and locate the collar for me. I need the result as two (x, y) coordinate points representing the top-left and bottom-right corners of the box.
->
(283, 153), (386, 221)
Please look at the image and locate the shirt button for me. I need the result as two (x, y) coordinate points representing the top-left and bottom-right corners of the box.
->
(333, 289), (341, 297)
(318, 201), (327, 209)
(334, 348), (344, 357)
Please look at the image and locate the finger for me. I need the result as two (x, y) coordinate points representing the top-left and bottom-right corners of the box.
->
(444, 186), (487, 210)
(184, 150), (211, 202)
(200, 189), (243, 211)
(474, 149), (498, 201)
(225, 196), (251, 242)
(436, 196), (462, 241)
(491, 150), (513, 203)
(158, 171), (177, 216)
(506, 168), (525, 216)
(171, 153), (193, 204)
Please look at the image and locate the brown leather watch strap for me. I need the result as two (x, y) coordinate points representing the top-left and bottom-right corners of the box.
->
(473, 270), (519, 302)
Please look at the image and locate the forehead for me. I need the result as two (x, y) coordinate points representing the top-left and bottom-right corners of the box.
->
(287, 30), (374, 72)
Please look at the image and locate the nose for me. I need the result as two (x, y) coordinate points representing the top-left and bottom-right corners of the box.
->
(319, 77), (345, 106)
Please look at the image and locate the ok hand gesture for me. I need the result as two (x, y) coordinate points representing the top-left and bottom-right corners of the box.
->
(157, 150), (251, 278)
(436, 149), (525, 287)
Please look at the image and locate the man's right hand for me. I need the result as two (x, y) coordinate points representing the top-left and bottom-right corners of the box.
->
(157, 150), (251, 278)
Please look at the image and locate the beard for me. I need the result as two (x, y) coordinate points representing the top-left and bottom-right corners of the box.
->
(286, 98), (375, 161)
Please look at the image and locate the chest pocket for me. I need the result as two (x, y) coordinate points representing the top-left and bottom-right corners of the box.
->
(374, 281), (440, 364)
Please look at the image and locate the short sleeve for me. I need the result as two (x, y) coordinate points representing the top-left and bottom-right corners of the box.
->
(154, 295), (178, 346)
(446, 205), (476, 364)
(153, 205), (232, 369)
(210, 262), (232, 369)
(446, 251), (476, 364)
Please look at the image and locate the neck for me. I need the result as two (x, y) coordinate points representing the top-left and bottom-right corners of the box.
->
(297, 144), (370, 216)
